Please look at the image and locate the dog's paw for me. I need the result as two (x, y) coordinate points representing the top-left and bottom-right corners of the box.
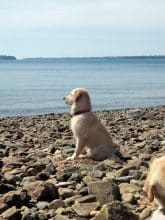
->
(79, 154), (90, 159)
(66, 154), (77, 160)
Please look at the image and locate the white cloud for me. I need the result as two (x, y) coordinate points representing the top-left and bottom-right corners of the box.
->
(0, 0), (164, 32)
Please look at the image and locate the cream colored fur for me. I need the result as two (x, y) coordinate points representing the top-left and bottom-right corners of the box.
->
(63, 88), (114, 161)
(144, 156), (165, 211)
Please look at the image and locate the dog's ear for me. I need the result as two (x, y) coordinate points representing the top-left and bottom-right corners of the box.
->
(74, 90), (83, 102)
(146, 183), (155, 202)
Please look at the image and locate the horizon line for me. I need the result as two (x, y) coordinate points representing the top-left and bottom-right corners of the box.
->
(18, 54), (165, 60)
(1, 54), (165, 60)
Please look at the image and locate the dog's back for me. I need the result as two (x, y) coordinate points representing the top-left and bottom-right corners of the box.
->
(71, 112), (113, 160)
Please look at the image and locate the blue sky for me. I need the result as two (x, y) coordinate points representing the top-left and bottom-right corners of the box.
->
(0, 0), (165, 58)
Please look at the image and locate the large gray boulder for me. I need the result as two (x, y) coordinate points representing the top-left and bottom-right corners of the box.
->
(88, 180), (121, 205)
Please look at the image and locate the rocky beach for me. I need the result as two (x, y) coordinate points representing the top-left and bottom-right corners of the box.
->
(0, 106), (164, 220)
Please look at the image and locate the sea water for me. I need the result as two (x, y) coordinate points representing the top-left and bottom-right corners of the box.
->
(0, 57), (164, 117)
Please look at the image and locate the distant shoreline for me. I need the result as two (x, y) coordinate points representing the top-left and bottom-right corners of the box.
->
(22, 55), (165, 62)
(1, 55), (165, 61)
(20, 55), (165, 61)
(0, 55), (16, 60)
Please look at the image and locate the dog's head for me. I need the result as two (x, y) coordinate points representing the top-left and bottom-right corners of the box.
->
(143, 156), (165, 207)
(63, 88), (92, 114)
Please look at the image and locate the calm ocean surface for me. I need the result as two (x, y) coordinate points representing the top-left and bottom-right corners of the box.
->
(0, 57), (165, 117)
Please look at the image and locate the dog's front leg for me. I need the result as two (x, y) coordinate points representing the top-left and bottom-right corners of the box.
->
(67, 138), (86, 160)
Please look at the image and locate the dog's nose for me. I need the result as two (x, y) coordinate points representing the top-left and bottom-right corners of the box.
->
(63, 97), (65, 100)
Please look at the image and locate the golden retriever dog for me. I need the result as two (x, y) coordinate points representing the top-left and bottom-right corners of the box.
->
(144, 156), (165, 211)
(63, 88), (115, 161)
